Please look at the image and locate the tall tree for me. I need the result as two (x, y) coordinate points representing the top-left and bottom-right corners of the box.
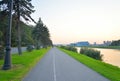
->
(0, 0), (36, 55)
(32, 18), (44, 48)
(14, 0), (36, 55)
(20, 22), (34, 46)
(0, 0), (36, 22)
(32, 18), (53, 48)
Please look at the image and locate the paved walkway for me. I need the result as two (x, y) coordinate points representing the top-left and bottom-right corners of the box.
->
(22, 47), (110, 81)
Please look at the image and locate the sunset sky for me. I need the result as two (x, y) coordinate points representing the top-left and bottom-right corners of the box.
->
(31, 0), (120, 44)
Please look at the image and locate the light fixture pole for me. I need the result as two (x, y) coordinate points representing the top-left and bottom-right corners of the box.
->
(2, 0), (13, 70)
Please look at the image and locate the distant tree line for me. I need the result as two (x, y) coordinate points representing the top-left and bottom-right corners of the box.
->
(110, 40), (120, 46)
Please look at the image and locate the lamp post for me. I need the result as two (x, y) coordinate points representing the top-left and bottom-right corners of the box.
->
(2, 0), (13, 70)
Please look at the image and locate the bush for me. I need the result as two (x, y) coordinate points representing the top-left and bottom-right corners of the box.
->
(80, 47), (102, 60)
(60, 46), (77, 52)
(36, 45), (40, 50)
(26, 45), (34, 52)
(0, 46), (5, 60)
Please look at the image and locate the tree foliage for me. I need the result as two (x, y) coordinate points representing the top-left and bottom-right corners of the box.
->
(32, 18), (53, 48)
(0, 19), (33, 47)
(0, 0), (35, 23)
(0, 0), (36, 54)
(110, 40), (120, 46)
(0, 0), (53, 52)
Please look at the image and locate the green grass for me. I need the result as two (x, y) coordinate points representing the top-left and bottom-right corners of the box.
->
(0, 48), (50, 81)
(59, 48), (120, 81)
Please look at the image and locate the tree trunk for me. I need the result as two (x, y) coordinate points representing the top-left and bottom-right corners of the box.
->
(16, 19), (22, 55)
(16, 0), (22, 55)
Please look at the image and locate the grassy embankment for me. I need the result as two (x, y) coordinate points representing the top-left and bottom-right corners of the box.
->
(0, 48), (50, 81)
(89, 46), (120, 49)
(59, 48), (120, 81)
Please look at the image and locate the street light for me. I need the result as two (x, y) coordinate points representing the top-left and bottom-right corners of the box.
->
(2, 0), (13, 70)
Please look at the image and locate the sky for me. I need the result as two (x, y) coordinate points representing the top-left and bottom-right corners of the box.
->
(30, 0), (120, 44)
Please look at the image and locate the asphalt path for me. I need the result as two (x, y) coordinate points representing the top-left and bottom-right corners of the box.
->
(22, 47), (110, 81)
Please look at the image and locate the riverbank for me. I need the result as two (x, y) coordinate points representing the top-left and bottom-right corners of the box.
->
(76, 47), (120, 67)
(0, 48), (50, 81)
(59, 48), (120, 81)
(88, 46), (120, 49)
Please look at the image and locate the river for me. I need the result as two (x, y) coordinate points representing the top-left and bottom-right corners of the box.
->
(76, 47), (120, 67)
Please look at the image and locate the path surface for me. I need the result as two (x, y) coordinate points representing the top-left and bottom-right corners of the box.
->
(22, 47), (110, 81)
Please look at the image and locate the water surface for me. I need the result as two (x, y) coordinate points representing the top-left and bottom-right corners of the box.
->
(77, 47), (120, 67)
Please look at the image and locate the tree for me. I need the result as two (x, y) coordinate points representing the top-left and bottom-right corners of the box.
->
(110, 40), (120, 46)
(32, 18), (44, 48)
(40, 25), (53, 47)
(0, 0), (36, 22)
(13, 0), (36, 55)
(20, 22), (34, 46)
(32, 18), (53, 48)
(0, 0), (36, 55)
(0, 16), (34, 47)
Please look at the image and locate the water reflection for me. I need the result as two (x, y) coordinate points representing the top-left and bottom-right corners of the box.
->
(76, 47), (120, 67)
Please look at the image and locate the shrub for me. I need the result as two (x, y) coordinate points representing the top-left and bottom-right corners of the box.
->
(26, 45), (34, 52)
(80, 47), (102, 60)
(60, 46), (77, 52)
(36, 45), (40, 50)
(67, 46), (77, 52)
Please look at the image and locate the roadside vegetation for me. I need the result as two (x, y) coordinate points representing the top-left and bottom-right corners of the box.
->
(0, 0), (53, 71)
(0, 48), (50, 81)
(60, 45), (77, 52)
(59, 48), (120, 81)
(80, 47), (102, 60)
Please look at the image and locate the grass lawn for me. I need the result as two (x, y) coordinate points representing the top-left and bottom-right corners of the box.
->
(59, 48), (120, 81)
(0, 48), (50, 81)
